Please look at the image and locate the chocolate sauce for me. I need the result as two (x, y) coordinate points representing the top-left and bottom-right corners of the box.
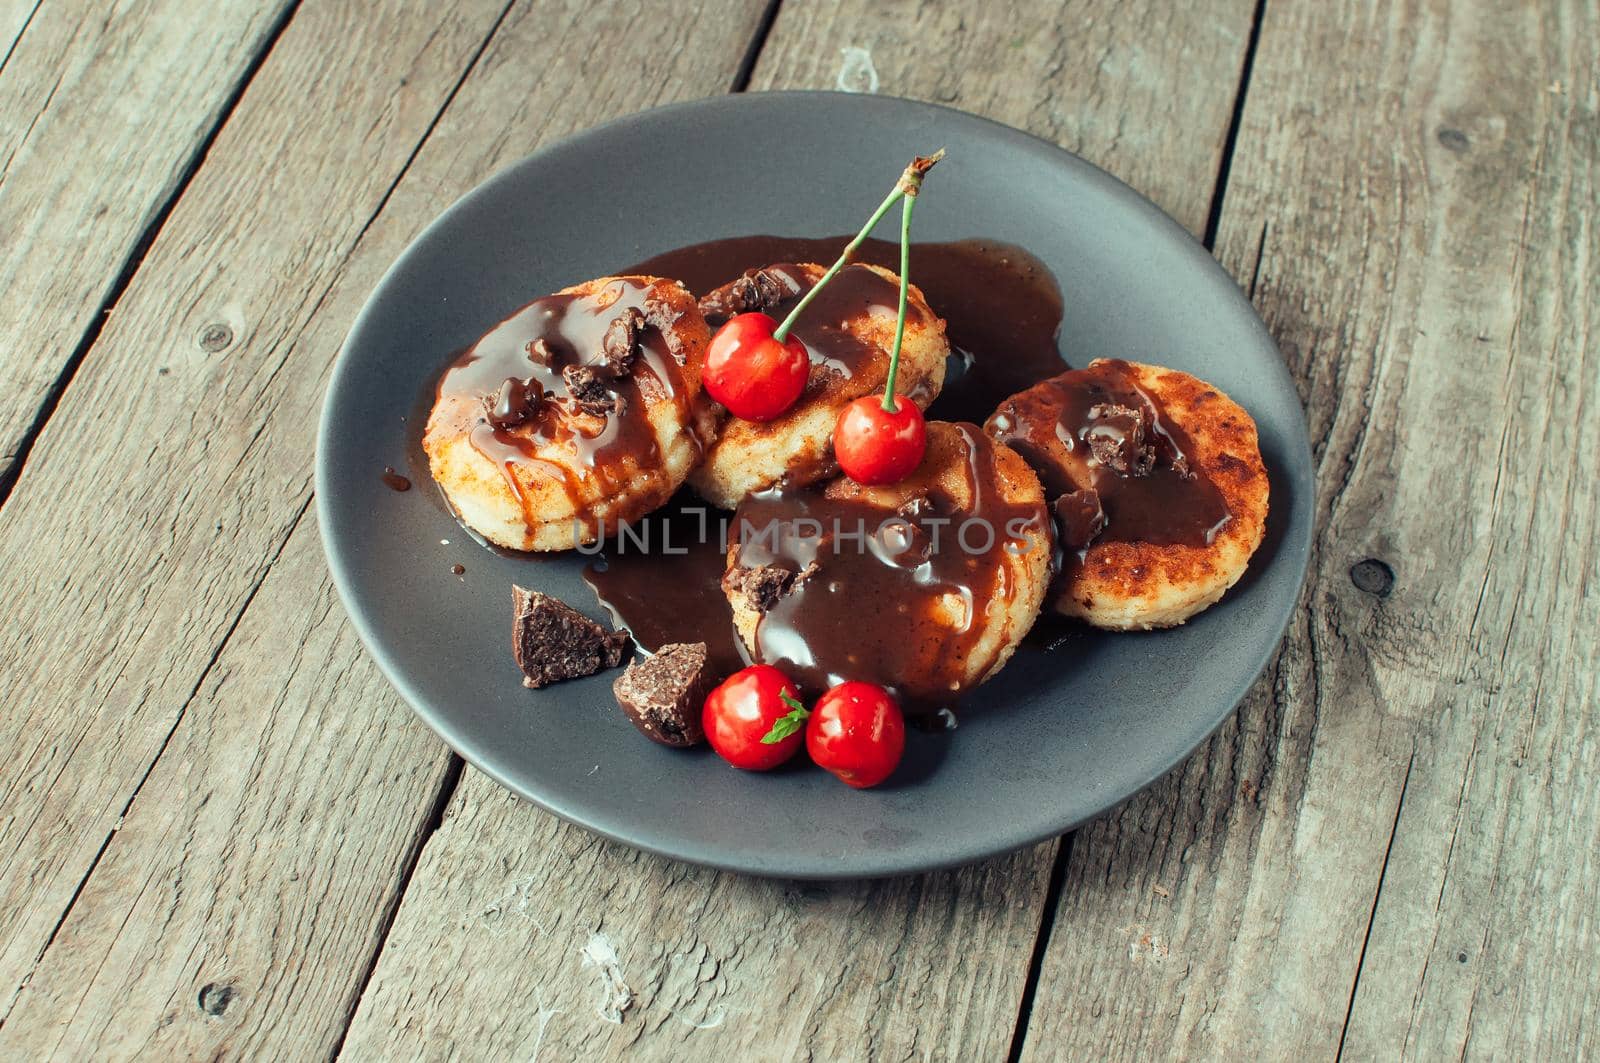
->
(728, 424), (1050, 712)
(987, 360), (1231, 561)
(697, 260), (906, 383)
(582, 499), (747, 678)
(381, 467), (412, 492)
(566, 238), (1069, 705)
(432, 279), (692, 532)
(627, 236), (1065, 421)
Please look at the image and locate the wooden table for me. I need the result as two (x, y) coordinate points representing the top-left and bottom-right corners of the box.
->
(0, 0), (1593, 1057)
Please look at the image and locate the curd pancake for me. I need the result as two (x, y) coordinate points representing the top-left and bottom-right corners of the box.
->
(425, 276), (713, 551)
(721, 421), (1051, 712)
(688, 262), (948, 509)
(986, 359), (1268, 629)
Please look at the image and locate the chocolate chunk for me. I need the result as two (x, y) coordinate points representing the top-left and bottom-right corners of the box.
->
(526, 337), (557, 366)
(640, 295), (690, 365)
(774, 456), (841, 493)
(1053, 488), (1107, 549)
(563, 364), (603, 399)
(722, 563), (796, 614)
(896, 492), (944, 520)
(1085, 402), (1156, 476)
(512, 586), (629, 689)
(489, 376), (543, 429)
(611, 642), (714, 747)
(741, 269), (793, 311)
(881, 517), (933, 566)
(885, 494), (948, 564)
(562, 364), (619, 415)
(699, 267), (800, 323)
(703, 274), (763, 320)
(599, 306), (645, 376)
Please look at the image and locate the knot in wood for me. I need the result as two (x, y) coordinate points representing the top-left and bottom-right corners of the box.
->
(198, 982), (235, 1017)
(1349, 558), (1394, 597)
(198, 323), (234, 353)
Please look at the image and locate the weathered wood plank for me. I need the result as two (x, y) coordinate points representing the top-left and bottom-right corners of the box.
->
(0, 0), (776, 1055)
(337, 2), (1259, 1058)
(1019, 0), (1599, 1057)
(748, 0), (1256, 240)
(0, 0), (512, 1025)
(0, 0), (294, 483)
(0, 1), (41, 70)
(342, 778), (1053, 1060)
(0, 514), (457, 1059)
(1331, 0), (1598, 1055)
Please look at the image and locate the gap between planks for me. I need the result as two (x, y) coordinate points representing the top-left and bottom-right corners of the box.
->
(0, 0), (523, 1023)
(1203, 0), (1269, 251)
(1006, 0), (1271, 1053)
(1005, 833), (1074, 1063)
(324, 756), (465, 1063)
(4, 0), (1306, 1054)
(0, 0), (304, 508)
(0, 0), (44, 82)
(0, 0), (797, 1047)
(0, 492), (314, 1030)
(728, 0), (783, 93)
(1334, 746), (1417, 1061)
(320, 5), (792, 1046)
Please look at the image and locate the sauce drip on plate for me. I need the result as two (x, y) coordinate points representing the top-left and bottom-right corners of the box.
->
(582, 499), (747, 678)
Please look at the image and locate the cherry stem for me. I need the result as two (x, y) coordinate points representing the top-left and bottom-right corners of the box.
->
(882, 191), (915, 413)
(772, 149), (945, 346)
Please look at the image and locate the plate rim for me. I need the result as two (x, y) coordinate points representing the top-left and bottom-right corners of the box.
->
(316, 89), (1313, 879)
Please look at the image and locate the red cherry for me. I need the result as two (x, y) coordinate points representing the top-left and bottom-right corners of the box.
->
(806, 681), (906, 788)
(833, 396), (927, 485)
(702, 313), (809, 422)
(702, 665), (807, 771)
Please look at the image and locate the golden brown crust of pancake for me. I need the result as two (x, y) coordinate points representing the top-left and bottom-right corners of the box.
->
(1053, 360), (1268, 628)
(423, 275), (713, 551)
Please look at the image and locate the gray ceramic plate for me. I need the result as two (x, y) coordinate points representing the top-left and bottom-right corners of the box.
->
(317, 92), (1312, 879)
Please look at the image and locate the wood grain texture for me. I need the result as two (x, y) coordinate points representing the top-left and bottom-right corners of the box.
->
(0, 0), (511, 1025)
(340, 776), (1052, 1060)
(0, 515), (456, 1059)
(1020, 0), (1600, 1057)
(0, 0), (776, 1055)
(749, 0), (1258, 239)
(338, 2), (1260, 1059)
(1326, 0), (1599, 1055)
(0, 1), (41, 71)
(11, 0), (1584, 1057)
(0, 0), (292, 482)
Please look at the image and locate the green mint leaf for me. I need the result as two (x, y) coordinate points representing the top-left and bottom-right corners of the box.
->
(761, 695), (810, 745)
